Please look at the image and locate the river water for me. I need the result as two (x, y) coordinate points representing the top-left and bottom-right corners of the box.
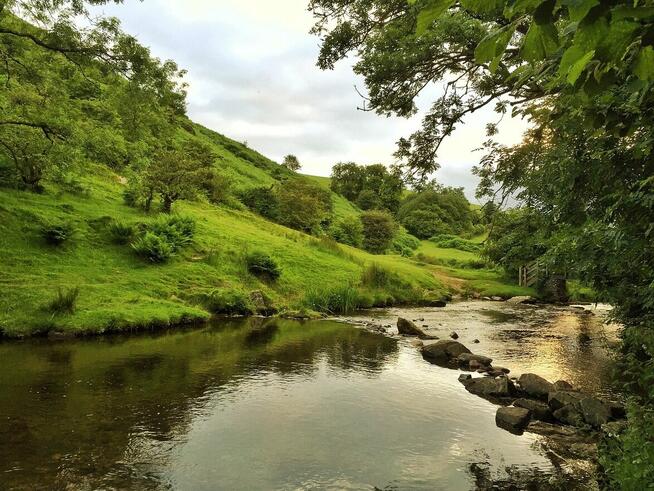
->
(0, 301), (620, 490)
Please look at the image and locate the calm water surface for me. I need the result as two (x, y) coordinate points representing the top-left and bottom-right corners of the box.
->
(0, 302), (619, 490)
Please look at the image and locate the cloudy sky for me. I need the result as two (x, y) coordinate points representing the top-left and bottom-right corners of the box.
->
(95, 0), (528, 201)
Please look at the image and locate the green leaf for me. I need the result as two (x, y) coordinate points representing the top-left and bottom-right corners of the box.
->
(561, 0), (599, 22)
(503, 0), (543, 19)
(416, 0), (455, 35)
(611, 6), (654, 21)
(634, 46), (654, 82)
(566, 49), (595, 84)
(521, 22), (559, 62)
(475, 24), (516, 69)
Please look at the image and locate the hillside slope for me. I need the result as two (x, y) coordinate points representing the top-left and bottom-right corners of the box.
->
(0, 127), (450, 338)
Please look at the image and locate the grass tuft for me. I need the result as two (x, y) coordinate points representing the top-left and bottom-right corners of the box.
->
(47, 286), (80, 314)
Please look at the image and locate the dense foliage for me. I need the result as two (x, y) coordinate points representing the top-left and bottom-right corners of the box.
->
(360, 210), (398, 254)
(398, 185), (476, 239)
(330, 162), (404, 213)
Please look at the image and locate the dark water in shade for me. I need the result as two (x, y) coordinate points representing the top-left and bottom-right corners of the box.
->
(0, 304), (619, 490)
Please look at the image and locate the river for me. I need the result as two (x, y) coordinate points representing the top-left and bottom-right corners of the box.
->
(0, 301), (620, 490)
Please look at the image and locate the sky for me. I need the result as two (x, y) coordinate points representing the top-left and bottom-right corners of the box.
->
(94, 0), (528, 202)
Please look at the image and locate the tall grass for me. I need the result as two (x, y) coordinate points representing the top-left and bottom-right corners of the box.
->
(303, 285), (360, 314)
(47, 286), (80, 314)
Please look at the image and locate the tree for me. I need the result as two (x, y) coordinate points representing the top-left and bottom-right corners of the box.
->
(360, 210), (398, 254)
(282, 154), (301, 172)
(0, 2), (187, 190)
(276, 178), (333, 233)
(330, 162), (404, 213)
(139, 141), (215, 213)
(329, 216), (364, 247)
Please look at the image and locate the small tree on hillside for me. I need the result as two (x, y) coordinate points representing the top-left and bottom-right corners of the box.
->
(277, 179), (333, 233)
(360, 210), (398, 254)
(282, 154), (301, 172)
(141, 141), (215, 213)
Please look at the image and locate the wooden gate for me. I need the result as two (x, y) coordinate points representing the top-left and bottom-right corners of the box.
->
(518, 260), (546, 287)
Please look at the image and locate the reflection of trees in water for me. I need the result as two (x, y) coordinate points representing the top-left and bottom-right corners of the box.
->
(0, 319), (398, 490)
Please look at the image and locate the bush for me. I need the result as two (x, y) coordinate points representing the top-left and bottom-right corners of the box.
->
(47, 286), (80, 314)
(149, 214), (195, 250)
(240, 186), (279, 221)
(391, 229), (420, 254)
(360, 210), (398, 254)
(108, 220), (135, 244)
(329, 216), (363, 247)
(245, 251), (281, 280)
(401, 209), (452, 239)
(303, 285), (360, 314)
(201, 289), (253, 315)
(132, 232), (174, 263)
(276, 179), (333, 233)
(41, 221), (75, 246)
(429, 234), (481, 252)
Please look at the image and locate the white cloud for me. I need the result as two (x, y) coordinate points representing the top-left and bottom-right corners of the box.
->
(94, 0), (527, 199)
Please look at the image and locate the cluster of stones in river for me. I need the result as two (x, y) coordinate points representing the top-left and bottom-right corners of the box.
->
(397, 317), (626, 437)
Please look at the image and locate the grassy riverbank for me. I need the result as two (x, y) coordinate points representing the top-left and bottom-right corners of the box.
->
(0, 126), (534, 338)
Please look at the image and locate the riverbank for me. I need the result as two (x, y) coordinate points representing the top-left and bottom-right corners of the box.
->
(0, 164), (535, 339)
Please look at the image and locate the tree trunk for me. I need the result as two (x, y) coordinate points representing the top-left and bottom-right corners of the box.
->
(161, 195), (173, 213)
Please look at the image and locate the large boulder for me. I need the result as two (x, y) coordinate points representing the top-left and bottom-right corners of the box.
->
(518, 373), (554, 399)
(553, 404), (587, 428)
(463, 376), (515, 398)
(548, 390), (584, 411)
(578, 397), (612, 428)
(457, 353), (493, 367)
(421, 340), (471, 365)
(397, 318), (435, 340)
(553, 380), (573, 391)
(513, 398), (554, 422)
(506, 296), (535, 305)
(496, 407), (532, 434)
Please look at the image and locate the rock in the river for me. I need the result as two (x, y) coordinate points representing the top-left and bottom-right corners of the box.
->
(548, 390), (584, 411)
(579, 397), (612, 428)
(513, 398), (554, 422)
(463, 376), (515, 398)
(472, 339), (480, 344)
(496, 407), (532, 434)
(458, 374), (472, 383)
(553, 380), (573, 391)
(409, 339), (424, 348)
(429, 300), (447, 307)
(491, 296), (503, 301)
(506, 296), (535, 305)
(457, 353), (493, 367)
(553, 404), (587, 427)
(397, 318), (435, 340)
(450, 331), (459, 339)
(421, 340), (471, 365)
(518, 373), (554, 399)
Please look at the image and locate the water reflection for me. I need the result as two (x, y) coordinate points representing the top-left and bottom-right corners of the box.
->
(0, 310), (609, 490)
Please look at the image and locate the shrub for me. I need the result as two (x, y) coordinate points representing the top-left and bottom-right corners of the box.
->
(201, 289), (253, 315)
(47, 286), (80, 314)
(245, 251), (281, 280)
(276, 179), (333, 233)
(391, 229), (420, 254)
(303, 285), (360, 314)
(108, 220), (135, 244)
(329, 216), (363, 247)
(41, 221), (75, 245)
(429, 234), (481, 252)
(360, 210), (398, 254)
(149, 214), (195, 250)
(240, 186), (279, 220)
(132, 232), (174, 263)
